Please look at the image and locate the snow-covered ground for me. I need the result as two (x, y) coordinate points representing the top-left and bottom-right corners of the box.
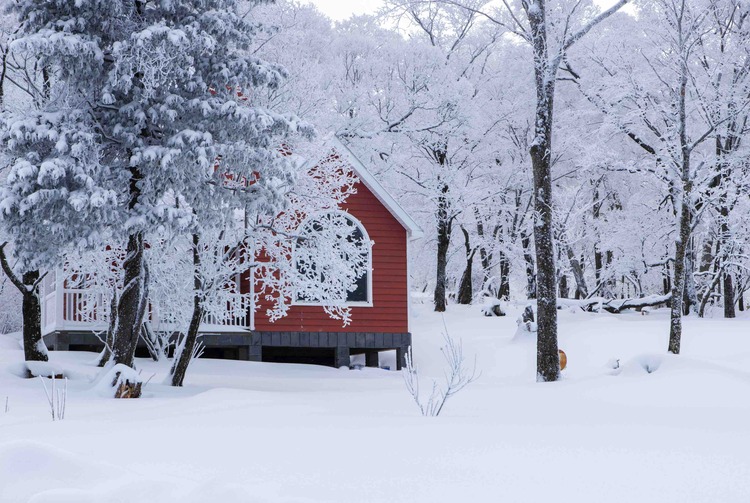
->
(1, 301), (749, 502)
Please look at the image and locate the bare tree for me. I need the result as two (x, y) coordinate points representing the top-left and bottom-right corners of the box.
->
(403, 326), (479, 416)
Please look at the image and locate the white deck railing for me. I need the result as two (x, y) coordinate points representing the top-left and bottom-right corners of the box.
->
(41, 271), (250, 335)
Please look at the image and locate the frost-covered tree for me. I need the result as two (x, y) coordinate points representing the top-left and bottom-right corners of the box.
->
(4, 0), (310, 377)
(575, 0), (750, 352)
(162, 146), (366, 386)
(432, 0), (627, 381)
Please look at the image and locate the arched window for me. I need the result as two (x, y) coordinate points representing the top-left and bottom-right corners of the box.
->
(294, 211), (372, 306)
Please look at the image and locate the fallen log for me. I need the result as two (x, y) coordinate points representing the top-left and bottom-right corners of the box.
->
(558, 293), (672, 314)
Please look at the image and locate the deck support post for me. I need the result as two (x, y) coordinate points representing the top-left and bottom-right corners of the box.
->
(396, 346), (409, 371)
(55, 333), (69, 351)
(334, 347), (350, 368)
(248, 345), (262, 362)
(365, 351), (379, 368)
(238, 346), (249, 361)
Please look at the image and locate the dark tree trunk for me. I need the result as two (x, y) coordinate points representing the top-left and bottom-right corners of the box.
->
(739, 280), (745, 312)
(112, 164), (148, 369)
(565, 244), (588, 299)
(42, 66), (51, 101)
(21, 271), (47, 363)
(559, 274), (569, 299)
(719, 200), (735, 317)
(698, 265), (721, 319)
(668, 198), (690, 355)
(498, 250), (510, 300)
(434, 183), (451, 312)
(668, 49), (692, 356)
(0, 246), (48, 365)
(112, 231), (147, 368)
(592, 183), (616, 299)
(0, 43), (8, 107)
(531, 135), (560, 381)
(474, 208), (494, 294)
(521, 230), (536, 299)
(457, 227), (475, 305)
(171, 234), (203, 387)
(526, 0), (559, 382)
(723, 272), (735, 319)
(520, 0), (625, 380)
(699, 239), (714, 274)
(682, 242), (698, 315)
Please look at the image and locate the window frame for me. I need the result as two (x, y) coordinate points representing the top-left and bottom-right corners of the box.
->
(292, 210), (374, 308)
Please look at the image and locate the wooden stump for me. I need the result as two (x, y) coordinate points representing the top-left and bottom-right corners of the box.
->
(114, 380), (142, 399)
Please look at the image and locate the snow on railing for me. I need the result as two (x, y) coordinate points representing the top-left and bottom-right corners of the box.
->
(202, 298), (250, 328)
(41, 270), (249, 333)
(60, 290), (250, 330)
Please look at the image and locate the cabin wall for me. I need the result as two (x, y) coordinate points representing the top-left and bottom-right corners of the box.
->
(253, 179), (409, 334)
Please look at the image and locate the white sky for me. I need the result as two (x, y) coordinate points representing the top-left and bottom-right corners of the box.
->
(305, 0), (383, 21)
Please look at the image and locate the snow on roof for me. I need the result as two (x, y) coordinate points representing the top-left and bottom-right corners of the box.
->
(302, 136), (424, 240)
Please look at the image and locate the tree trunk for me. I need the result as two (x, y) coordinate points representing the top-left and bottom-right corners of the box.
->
(593, 187), (615, 298)
(111, 230), (147, 368)
(522, 0), (626, 378)
(521, 229), (536, 299)
(682, 242), (698, 315)
(498, 249), (510, 300)
(723, 272), (735, 318)
(526, 0), (559, 381)
(531, 136), (560, 381)
(565, 244), (588, 299)
(171, 234), (203, 387)
(738, 279), (745, 312)
(434, 183), (451, 312)
(112, 163), (149, 368)
(559, 274), (569, 299)
(21, 271), (47, 363)
(668, 44), (692, 356)
(0, 246), (48, 364)
(97, 289), (119, 367)
(474, 208), (494, 295)
(668, 197), (690, 354)
(457, 227), (474, 305)
(0, 44), (8, 107)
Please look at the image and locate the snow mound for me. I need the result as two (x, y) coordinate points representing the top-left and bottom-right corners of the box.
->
(91, 363), (142, 397)
(614, 353), (666, 376)
(480, 298), (507, 317)
(26, 360), (67, 378)
(0, 332), (21, 349)
(5, 361), (32, 378)
(0, 440), (111, 501)
(511, 320), (537, 342)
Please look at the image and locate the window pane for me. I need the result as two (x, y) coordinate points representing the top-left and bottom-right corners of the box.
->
(347, 271), (368, 302)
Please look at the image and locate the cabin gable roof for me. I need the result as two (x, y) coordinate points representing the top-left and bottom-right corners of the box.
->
(300, 136), (423, 239)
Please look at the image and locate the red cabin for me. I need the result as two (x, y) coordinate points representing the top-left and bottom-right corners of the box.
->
(41, 137), (422, 369)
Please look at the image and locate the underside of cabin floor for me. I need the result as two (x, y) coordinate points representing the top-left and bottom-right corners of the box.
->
(43, 331), (411, 370)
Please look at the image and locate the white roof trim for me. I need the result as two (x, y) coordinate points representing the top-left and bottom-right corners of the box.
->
(304, 136), (424, 239)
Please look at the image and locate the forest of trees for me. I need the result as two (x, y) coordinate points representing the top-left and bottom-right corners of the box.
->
(245, 0), (750, 379)
(1, 0), (750, 385)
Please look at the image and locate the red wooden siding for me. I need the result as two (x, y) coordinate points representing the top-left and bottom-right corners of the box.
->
(253, 178), (409, 334)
